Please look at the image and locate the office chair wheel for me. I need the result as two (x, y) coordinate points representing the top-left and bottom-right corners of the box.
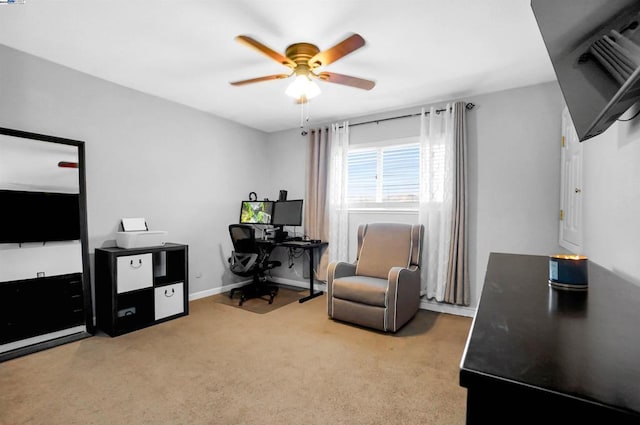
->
(239, 295), (246, 306)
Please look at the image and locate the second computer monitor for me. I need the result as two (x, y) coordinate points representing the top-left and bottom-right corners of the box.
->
(272, 199), (303, 226)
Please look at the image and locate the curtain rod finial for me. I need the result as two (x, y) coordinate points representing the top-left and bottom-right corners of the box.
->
(465, 103), (475, 110)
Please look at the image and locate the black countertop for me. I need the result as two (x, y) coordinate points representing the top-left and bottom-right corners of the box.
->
(460, 252), (640, 417)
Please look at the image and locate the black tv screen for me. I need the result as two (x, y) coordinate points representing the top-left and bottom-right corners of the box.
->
(0, 190), (80, 243)
(272, 199), (303, 226)
(531, 0), (640, 141)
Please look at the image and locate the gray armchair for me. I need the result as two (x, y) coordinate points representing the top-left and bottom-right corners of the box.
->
(327, 222), (423, 332)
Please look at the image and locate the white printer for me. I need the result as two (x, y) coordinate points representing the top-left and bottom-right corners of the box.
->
(116, 217), (168, 249)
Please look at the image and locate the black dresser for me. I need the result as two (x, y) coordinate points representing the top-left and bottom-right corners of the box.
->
(460, 253), (640, 424)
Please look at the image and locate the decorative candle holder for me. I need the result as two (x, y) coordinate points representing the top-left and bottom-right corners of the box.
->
(549, 254), (589, 291)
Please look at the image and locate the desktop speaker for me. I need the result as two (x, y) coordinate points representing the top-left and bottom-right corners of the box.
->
(278, 190), (287, 201)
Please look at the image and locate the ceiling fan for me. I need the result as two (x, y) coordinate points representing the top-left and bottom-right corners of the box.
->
(230, 33), (375, 101)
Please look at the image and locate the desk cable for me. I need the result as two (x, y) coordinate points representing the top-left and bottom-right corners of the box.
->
(287, 246), (307, 268)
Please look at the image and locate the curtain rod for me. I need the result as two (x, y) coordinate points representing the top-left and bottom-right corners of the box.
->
(343, 102), (475, 129)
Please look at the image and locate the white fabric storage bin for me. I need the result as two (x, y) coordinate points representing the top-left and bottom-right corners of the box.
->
(154, 282), (184, 320)
(116, 253), (153, 294)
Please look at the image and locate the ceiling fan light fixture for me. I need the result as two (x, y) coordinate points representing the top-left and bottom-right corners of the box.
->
(285, 74), (321, 100)
(231, 34), (375, 105)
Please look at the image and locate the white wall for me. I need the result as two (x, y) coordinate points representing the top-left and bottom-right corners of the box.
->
(265, 81), (565, 312)
(0, 44), (270, 295)
(582, 107), (640, 285)
(264, 129), (309, 281)
(471, 82), (564, 304)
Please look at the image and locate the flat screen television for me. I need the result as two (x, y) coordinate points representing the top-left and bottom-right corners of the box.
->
(531, 0), (640, 141)
(0, 189), (80, 243)
(272, 199), (303, 227)
(239, 200), (274, 224)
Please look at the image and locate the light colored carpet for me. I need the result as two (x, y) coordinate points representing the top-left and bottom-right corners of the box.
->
(0, 293), (472, 425)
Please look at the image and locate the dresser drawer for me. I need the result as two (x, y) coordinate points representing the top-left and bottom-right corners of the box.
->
(154, 282), (184, 320)
(116, 254), (153, 293)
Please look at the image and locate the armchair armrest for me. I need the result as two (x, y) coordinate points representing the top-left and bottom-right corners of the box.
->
(328, 261), (357, 282)
(388, 265), (420, 288)
(327, 261), (357, 316)
(387, 265), (421, 332)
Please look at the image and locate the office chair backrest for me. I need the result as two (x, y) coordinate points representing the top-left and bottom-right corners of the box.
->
(355, 223), (423, 279)
(229, 224), (259, 255)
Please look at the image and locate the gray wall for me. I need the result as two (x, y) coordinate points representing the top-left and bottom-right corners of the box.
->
(470, 82), (564, 305)
(266, 81), (565, 311)
(582, 107), (640, 285)
(0, 44), (270, 296)
(1, 42), (577, 312)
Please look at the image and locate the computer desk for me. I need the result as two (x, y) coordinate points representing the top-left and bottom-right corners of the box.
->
(256, 239), (328, 303)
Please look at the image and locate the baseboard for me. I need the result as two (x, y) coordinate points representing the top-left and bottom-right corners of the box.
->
(189, 280), (250, 301)
(189, 279), (476, 318)
(188, 277), (322, 302)
(419, 299), (476, 317)
(270, 276), (327, 292)
(272, 277), (475, 317)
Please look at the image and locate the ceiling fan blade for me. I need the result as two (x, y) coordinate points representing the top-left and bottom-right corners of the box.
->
(308, 33), (366, 68)
(235, 35), (296, 68)
(230, 74), (291, 86)
(315, 72), (375, 90)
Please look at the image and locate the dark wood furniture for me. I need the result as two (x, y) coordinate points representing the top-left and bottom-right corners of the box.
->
(95, 243), (188, 336)
(460, 253), (640, 424)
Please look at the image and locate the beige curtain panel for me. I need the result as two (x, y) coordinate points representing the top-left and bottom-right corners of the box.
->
(304, 128), (331, 281)
(444, 101), (469, 306)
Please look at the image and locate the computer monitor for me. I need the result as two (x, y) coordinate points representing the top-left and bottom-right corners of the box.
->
(272, 199), (303, 227)
(239, 200), (274, 225)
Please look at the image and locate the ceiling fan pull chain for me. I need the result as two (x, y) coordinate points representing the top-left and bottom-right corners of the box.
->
(300, 100), (304, 129)
(299, 99), (311, 136)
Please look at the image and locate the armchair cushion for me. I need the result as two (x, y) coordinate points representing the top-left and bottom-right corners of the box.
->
(331, 275), (388, 307)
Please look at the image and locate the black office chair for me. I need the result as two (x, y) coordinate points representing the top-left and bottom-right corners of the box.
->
(228, 224), (281, 306)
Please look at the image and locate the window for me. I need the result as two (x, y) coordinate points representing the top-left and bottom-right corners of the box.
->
(347, 149), (377, 202)
(347, 142), (420, 208)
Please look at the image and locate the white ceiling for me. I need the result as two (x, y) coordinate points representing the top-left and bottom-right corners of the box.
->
(0, 0), (556, 133)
